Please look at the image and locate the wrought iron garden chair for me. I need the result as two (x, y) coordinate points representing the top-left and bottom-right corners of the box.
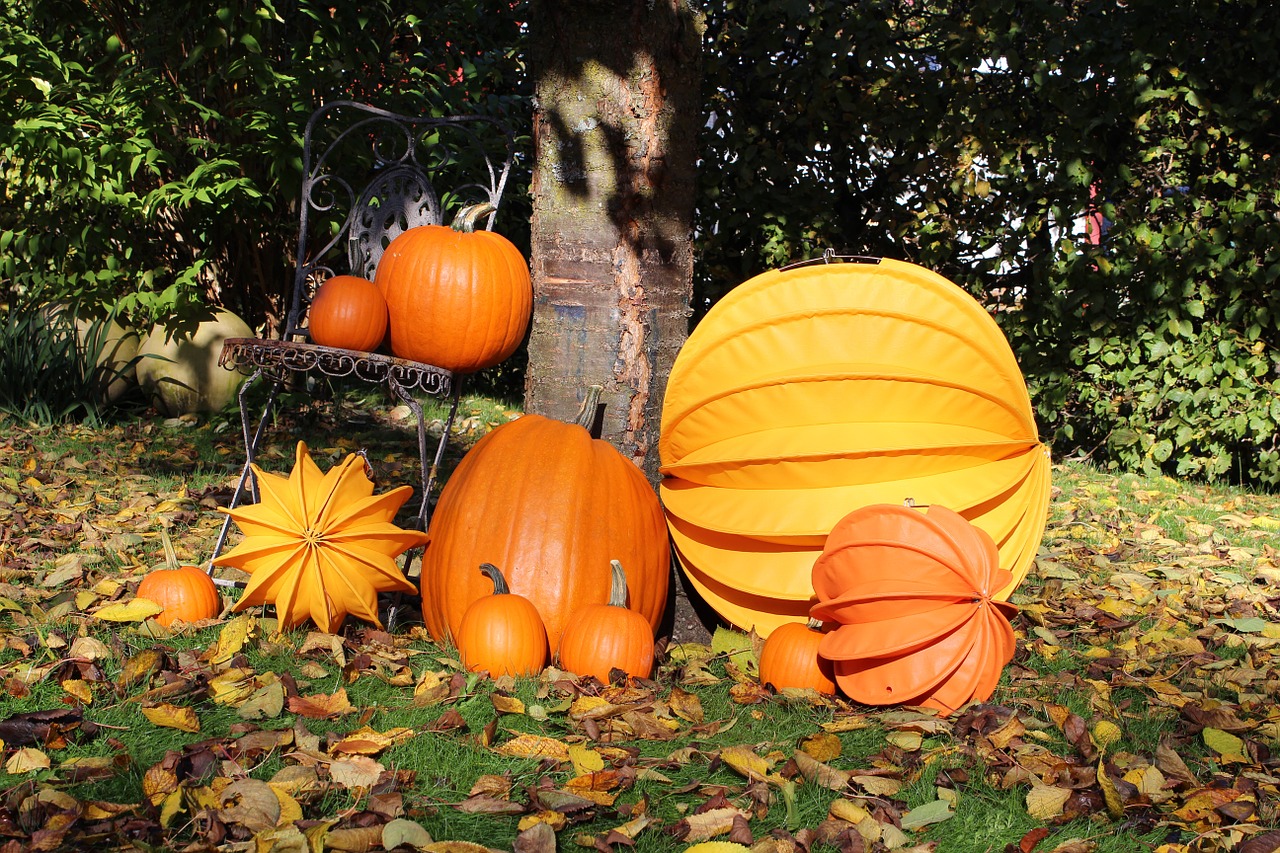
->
(211, 100), (517, 573)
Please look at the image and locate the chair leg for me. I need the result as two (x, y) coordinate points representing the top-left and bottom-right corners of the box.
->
(207, 369), (285, 582)
(422, 383), (463, 531)
(385, 379), (460, 632)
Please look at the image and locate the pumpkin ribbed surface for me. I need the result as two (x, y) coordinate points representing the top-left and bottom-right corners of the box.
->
(758, 621), (836, 694)
(558, 561), (655, 682)
(136, 565), (221, 627)
(420, 414), (669, 654)
(307, 275), (388, 352)
(456, 564), (548, 677)
(374, 215), (531, 373)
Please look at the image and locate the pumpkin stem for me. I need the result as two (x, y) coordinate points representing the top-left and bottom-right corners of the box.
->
(451, 202), (497, 233)
(805, 617), (824, 632)
(479, 562), (512, 595)
(160, 528), (180, 570)
(607, 560), (630, 608)
(575, 385), (604, 438)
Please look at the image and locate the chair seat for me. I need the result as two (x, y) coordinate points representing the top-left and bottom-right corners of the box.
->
(219, 338), (453, 397)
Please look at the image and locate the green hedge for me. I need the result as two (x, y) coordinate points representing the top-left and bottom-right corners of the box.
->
(0, 0), (527, 330)
(698, 0), (1280, 485)
(4, 0), (1279, 483)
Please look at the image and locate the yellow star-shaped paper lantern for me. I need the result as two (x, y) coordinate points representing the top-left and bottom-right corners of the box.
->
(214, 441), (426, 633)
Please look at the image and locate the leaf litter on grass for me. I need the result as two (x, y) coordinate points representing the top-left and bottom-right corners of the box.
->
(2, 412), (1280, 852)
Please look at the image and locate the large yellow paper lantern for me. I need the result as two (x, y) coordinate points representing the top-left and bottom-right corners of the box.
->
(658, 257), (1051, 636)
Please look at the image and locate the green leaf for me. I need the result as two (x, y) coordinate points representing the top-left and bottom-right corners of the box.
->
(900, 799), (954, 829)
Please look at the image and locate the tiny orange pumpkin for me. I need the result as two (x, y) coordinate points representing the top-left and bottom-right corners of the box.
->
(558, 560), (655, 683)
(758, 619), (837, 694)
(137, 532), (222, 627)
(456, 563), (548, 677)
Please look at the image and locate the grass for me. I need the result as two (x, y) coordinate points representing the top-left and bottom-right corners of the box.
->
(1, 395), (1279, 851)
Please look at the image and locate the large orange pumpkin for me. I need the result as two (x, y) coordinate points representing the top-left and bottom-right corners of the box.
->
(308, 275), (389, 352)
(419, 390), (670, 653)
(374, 203), (531, 373)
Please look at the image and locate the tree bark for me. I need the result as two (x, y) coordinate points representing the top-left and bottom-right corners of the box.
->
(526, 0), (703, 485)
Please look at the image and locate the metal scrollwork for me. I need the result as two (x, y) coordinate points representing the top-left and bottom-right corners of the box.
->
(219, 339), (452, 397)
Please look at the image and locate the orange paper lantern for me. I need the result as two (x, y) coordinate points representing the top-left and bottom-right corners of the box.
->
(810, 503), (1018, 715)
(659, 257), (1051, 636)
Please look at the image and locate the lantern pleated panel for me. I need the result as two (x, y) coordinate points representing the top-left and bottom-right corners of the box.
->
(658, 258), (1050, 635)
(810, 504), (1019, 715)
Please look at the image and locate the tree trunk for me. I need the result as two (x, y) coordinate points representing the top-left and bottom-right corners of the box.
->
(526, 0), (703, 485)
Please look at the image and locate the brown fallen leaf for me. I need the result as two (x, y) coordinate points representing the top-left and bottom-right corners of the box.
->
(329, 755), (385, 790)
(287, 687), (356, 719)
(792, 749), (852, 791)
(673, 806), (751, 842)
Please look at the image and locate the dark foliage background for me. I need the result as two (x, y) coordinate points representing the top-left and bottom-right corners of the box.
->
(4, 0), (1278, 483)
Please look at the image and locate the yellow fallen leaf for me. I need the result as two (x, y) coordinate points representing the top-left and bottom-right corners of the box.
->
(158, 789), (184, 828)
(94, 598), (164, 622)
(887, 731), (923, 751)
(264, 784), (302, 825)
(1202, 727), (1249, 763)
(494, 734), (569, 761)
(719, 745), (774, 782)
(5, 747), (51, 773)
(799, 732), (842, 762)
(853, 775), (902, 797)
(205, 613), (257, 665)
(683, 843), (751, 852)
(141, 703), (201, 733)
(568, 744), (605, 776)
(1091, 720), (1123, 753)
(678, 806), (750, 842)
(382, 819), (433, 851)
(1123, 765), (1168, 799)
(793, 749), (852, 790)
(1026, 782), (1072, 820)
(1098, 760), (1124, 819)
(829, 799), (873, 824)
(62, 679), (93, 704)
(208, 667), (257, 705)
(491, 692), (526, 715)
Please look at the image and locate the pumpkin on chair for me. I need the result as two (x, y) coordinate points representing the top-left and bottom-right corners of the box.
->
(375, 202), (531, 373)
(307, 275), (389, 352)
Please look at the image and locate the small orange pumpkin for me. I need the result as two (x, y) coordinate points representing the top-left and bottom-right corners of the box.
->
(307, 274), (389, 352)
(456, 563), (549, 677)
(758, 619), (836, 694)
(137, 532), (221, 627)
(558, 560), (655, 682)
(375, 202), (531, 373)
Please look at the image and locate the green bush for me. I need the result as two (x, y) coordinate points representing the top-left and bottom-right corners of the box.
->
(698, 0), (1280, 485)
(0, 0), (529, 330)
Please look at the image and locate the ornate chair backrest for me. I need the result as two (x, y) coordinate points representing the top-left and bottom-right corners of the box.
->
(283, 100), (516, 344)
